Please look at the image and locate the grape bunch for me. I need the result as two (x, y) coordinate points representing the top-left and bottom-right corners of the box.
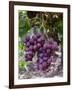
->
(23, 33), (59, 71)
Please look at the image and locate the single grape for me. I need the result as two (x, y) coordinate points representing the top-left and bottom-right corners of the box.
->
(27, 54), (32, 59)
(51, 56), (57, 62)
(43, 43), (48, 49)
(42, 49), (46, 53)
(34, 64), (38, 70)
(32, 35), (37, 40)
(46, 49), (51, 54)
(25, 47), (29, 52)
(37, 37), (44, 43)
(38, 53), (44, 58)
(25, 57), (32, 61)
(38, 47), (43, 52)
(47, 58), (52, 64)
(29, 38), (34, 45)
(25, 54), (32, 61)
(48, 38), (54, 44)
(26, 51), (33, 55)
(38, 64), (43, 70)
(34, 41), (37, 45)
(26, 42), (30, 47)
(51, 41), (59, 50)
(43, 53), (48, 57)
(41, 36), (45, 42)
(53, 41), (57, 45)
(41, 37), (45, 46)
(42, 61), (47, 68)
(25, 35), (30, 41)
(37, 58), (43, 64)
(43, 57), (48, 61)
(51, 45), (55, 50)
(37, 43), (41, 48)
(36, 33), (41, 38)
(47, 44), (52, 49)
(33, 45), (37, 51)
(29, 45), (33, 50)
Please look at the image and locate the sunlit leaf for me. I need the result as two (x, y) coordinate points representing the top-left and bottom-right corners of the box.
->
(19, 60), (27, 69)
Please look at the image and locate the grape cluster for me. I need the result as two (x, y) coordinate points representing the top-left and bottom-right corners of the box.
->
(23, 33), (58, 71)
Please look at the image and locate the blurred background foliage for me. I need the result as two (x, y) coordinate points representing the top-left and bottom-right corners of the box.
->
(18, 10), (63, 70)
(19, 11), (31, 38)
(19, 10), (63, 45)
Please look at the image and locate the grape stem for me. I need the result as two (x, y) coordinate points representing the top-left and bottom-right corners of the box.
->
(24, 64), (28, 71)
(55, 51), (61, 57)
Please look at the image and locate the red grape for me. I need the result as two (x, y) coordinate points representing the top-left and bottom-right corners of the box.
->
(37, 43), (41, 48)
(42, 61), (47, 68)
(29, 38), (34, 45)
(43, 57), (48, 61)
(38, 58), (43, 64)
(32, 35), (37, 40)
(36, 33), (41, 38)
(25, 35), (30, 41)
(33, 45), (37, 51)
(26, 42), (30, 47)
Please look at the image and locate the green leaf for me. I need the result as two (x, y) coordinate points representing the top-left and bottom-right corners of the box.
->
(19, 60), (27, 69)
(19, 11), (31, 38)
(19, 41), (25, 50)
